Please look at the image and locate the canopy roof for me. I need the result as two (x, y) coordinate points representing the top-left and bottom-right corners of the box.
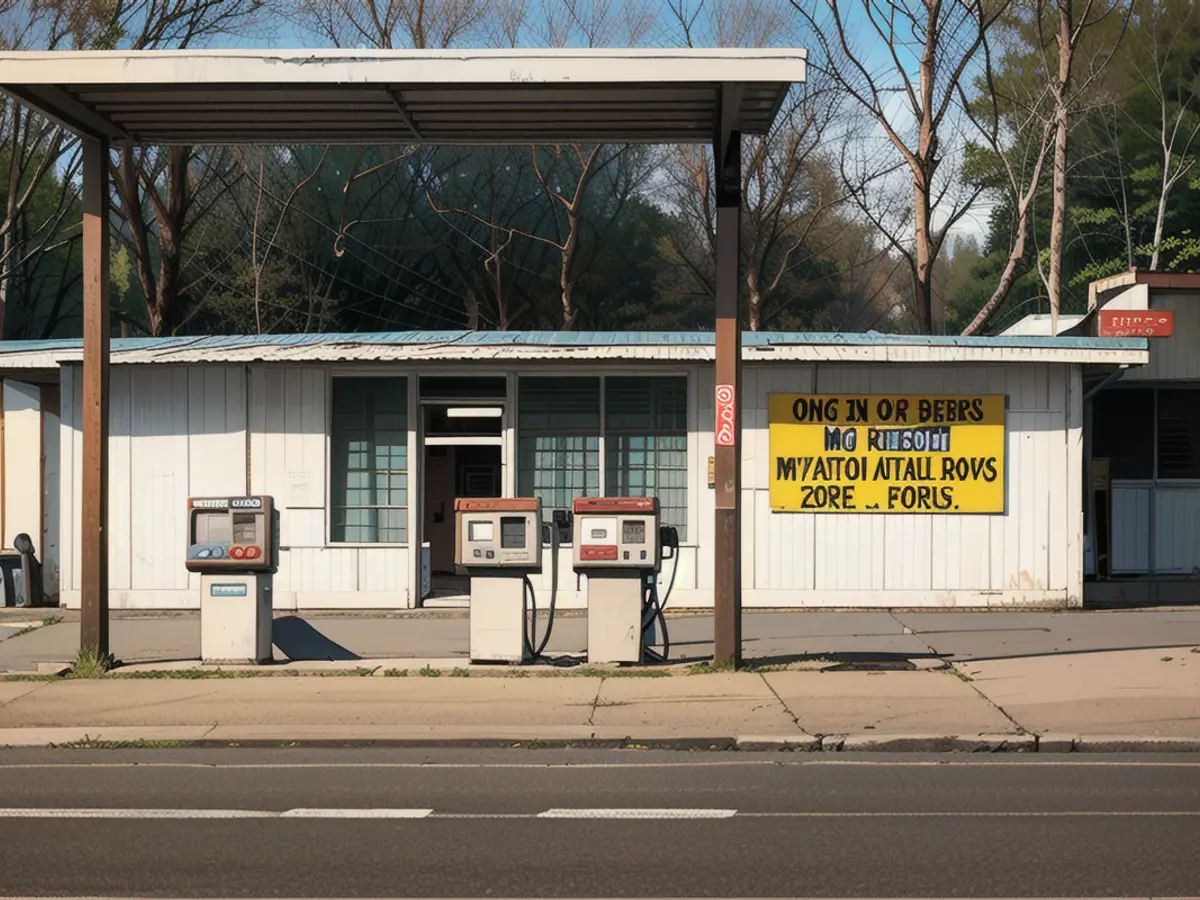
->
(0, 48), (806, 145)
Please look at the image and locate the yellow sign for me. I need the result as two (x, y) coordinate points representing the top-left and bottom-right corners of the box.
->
(768, 394), (1006, 513)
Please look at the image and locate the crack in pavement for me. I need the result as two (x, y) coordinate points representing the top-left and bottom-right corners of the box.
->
(887, 611), (1028, 734)
(586, 677), (604, 727)
(757, 672), (811, 737)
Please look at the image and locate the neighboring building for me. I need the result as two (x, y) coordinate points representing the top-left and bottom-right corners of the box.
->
(1065, 271), (1200, 604)
(0, 330), (1144, 611)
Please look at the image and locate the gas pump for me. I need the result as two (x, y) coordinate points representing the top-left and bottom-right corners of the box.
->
(186, 495), (275, 664)
(573, 497), (677, 665)
(454, 498), (543, 663)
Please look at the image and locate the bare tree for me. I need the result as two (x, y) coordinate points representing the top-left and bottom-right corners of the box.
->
(790, 0), (1010, 333)
(1030, 0), (1132, 328)
(960, 35), (1056, 335)
(295, 0), (490, 48)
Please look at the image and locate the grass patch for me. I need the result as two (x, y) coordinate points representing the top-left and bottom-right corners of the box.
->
(51, 735), (184, 750)
(512, 740), (546, 749)
(113, 668), (276, 679)
(949, 668), (974, 683)
(67, 647), (117, 678)
(382, 667), (409, 677)
(418, 665), (442, 677)
(449, 667), (471, 678)
(0, 672), (59, 682)
(7, 614), (62, 640)
(1192, 647), (1200, 654)
(574, 666), (671, 678)
(686, 658), (738, 675)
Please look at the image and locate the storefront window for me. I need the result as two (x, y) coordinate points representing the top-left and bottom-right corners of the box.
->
(517, 374), (689, 542)
(517, 378), (600, 531)
(1093, 388), (1153, 480)
(330, 377), (408, 543)
(1157, 389), (1200, 479)
(605, 377), (688, 539)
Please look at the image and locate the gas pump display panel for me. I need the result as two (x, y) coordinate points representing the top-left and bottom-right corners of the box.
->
(573, 497), (661, 572)
(454, 497), (543, 570)
(186, 496), (275, 572)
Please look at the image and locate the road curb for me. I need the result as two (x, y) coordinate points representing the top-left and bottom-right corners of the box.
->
(3, 729), (1199, 752)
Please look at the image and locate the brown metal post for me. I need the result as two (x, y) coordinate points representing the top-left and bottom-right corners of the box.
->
(712, 84), (742, 666)
(81, 135), (110, 656)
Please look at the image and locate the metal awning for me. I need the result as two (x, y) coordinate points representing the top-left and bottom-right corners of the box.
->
(0, 48), (806, 145)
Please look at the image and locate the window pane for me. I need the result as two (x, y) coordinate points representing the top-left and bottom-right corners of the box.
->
(518, 377), (600, 432)
(1093, 388), (1153, 480)
(331, 377), (408, 543)
(517, 435), (599, 535)
(1157, 389), (1200, 479)
(604, 377), (688, 540)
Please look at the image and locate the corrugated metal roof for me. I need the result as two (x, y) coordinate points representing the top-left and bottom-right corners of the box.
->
(0, 330), (1148, 370)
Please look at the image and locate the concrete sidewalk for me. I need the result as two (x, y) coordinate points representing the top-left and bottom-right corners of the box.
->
(2, 642), (1198, 751)
(4, 607), (1200, 673)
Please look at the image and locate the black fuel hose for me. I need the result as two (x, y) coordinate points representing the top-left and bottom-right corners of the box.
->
(522, 524), (579, 667)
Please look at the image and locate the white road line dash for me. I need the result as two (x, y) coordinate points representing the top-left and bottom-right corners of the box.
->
(279, 808), (433, 819)
(537, 808), (738, 819)
(0, 808), (275, 819)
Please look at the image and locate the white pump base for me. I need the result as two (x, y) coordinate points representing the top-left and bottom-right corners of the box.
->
(469, 575), (528, 664)
(586, 573), (644, 665)
(200, 573), (273, 664)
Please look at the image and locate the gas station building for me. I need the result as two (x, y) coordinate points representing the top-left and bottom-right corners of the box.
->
(0, 330), (1144, 612)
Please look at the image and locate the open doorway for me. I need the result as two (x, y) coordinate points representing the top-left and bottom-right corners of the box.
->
(424, 444), (502, 597)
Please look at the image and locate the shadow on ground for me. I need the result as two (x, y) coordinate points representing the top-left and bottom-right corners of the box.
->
(272, 616), (360, 661)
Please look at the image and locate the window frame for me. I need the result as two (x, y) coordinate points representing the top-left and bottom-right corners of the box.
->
(1098, 384), (1200, 486)
(326, 371), (414, 547)
(514, 368), (694, 545)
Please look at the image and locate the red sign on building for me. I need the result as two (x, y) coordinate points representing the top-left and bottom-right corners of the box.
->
(715, 384), (736, 447)
(1098, 309), (1175, 337)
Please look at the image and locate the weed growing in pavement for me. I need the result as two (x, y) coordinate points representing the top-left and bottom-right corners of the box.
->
(382, 668), (409, 677)
(949, 668), (974, 682)
(0, 673), (58, 681)
(419, 665), (442, 677)
(1193, 647), (1200, 654)
(1161, 656), (1174, 662)
(573, 666), (671, 678)
(7, 614), (62, 639)
(686, 658), (738, 675)
(68, 647), (117, 678)
(513, 740), (546, 749)
(52, 735), (184, 750)
(114, 668), (274, 679)
(449, 667), (471, 677)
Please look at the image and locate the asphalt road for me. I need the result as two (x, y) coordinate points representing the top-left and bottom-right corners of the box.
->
(1, 748), (1199, 898)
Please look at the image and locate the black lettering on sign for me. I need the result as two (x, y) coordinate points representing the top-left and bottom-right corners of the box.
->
(793, 397), (839, 423)
(939, 456), (1000, 482)
(799, 484), (857, 510)
(845, 398), (869, 423)
(776, 457), (797, 481)
(887, 484), (953, 511)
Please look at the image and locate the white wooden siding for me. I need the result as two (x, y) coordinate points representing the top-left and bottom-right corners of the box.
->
(734, 363), (1079, 606)
(57, 358), (1086, 610)
(1125, 293), (1200, 382)
(248, 366), (410, 608)
(60, 364), (248, 608)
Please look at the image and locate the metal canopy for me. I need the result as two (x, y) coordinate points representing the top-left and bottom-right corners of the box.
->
(0, 48), (805, 145)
